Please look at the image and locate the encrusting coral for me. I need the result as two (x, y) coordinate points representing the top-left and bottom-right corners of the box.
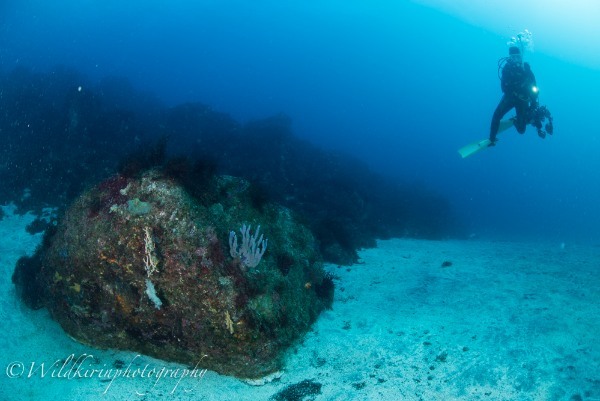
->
(18, 168), (334, 378)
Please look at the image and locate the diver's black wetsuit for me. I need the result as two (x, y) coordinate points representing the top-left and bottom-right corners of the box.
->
(490, 59), (537, 142)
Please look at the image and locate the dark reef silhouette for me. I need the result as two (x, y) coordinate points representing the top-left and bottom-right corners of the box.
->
(1, 66), (464, 265)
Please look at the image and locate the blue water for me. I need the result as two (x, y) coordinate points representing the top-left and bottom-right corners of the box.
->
(2, 3), (600, 400)
(3, 0), (599, 242)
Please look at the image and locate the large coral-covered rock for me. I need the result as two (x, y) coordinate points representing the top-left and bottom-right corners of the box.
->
(34, 169), (333, 378)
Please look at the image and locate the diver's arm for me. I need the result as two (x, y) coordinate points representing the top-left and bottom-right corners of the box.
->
(524, 63), (539, 103)
(500, 63), (511, 93)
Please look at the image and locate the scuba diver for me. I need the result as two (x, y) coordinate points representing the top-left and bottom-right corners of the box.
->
(489, 45), (553, 145)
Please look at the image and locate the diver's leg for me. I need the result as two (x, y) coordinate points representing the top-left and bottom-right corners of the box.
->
(514, 100), (529, 134)
(490, 96), (513, 142)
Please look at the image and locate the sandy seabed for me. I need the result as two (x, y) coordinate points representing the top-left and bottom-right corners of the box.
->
(0, 204), (598, 401)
